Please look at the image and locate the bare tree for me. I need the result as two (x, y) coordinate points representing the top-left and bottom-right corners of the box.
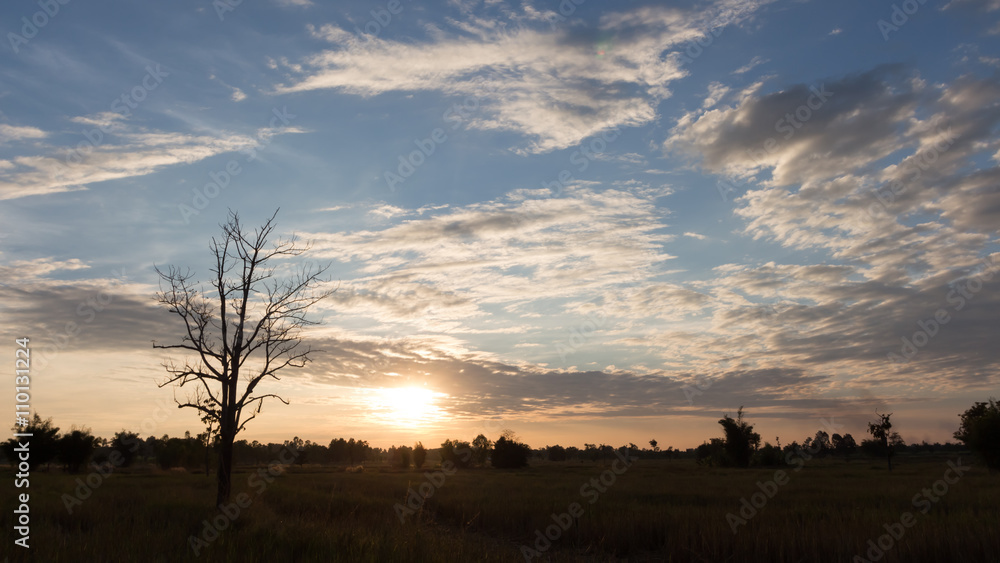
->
(153, 210), (334, 505)
(867, 410), (894, 472)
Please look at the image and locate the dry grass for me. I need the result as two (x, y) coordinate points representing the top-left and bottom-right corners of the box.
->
(2, 455), (997, 562)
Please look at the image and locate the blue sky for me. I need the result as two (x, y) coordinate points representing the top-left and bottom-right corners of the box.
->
(2, 0), (999, 450)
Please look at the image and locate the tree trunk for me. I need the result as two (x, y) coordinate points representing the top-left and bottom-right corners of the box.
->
(216, 411), (235, 506)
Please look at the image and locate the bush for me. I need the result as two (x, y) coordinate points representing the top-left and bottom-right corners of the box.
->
(413, 442), (427, 469)
(491, 436), (531, 469)
(112, 431), (142, 468)
(546, 445), (567, 461)
(754, 442), (785, 467)
(59, 428), (97, 473)
(440, 439), (472, 469)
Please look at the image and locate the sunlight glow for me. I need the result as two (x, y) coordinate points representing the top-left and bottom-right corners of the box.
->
(368, 386), (447, 427)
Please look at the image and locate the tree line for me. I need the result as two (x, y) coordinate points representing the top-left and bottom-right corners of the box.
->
(691, 401), (999, 472)
(4, 399), (996, 476)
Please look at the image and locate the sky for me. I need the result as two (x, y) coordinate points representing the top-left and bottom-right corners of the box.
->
(1, 0), (999, 451)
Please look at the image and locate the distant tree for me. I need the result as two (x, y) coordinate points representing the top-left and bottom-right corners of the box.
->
(583, 443), (600, 462)
(546, 445), (567, 461)
(111, 431), (142, 468)
(397, 446), (411, 469)
(649, 439), (659, 452)
(492, 435), (531, 469)
(346, 438), (357, 464)
(153, 210), (334, 505)
(439, 440), (461, 467)
(754, 442), (784, 467)
(695, 438), (727, 466)
(867, 410), (895, 471)
(413, 442), (427, 469)
(59, 428), (97, 473)
(718, 406), (761, 468)
(812, 430), (832, 457)
(3, 414), (60, 471)
(954, 399), (1000, 471)
(471, 434), (493, 466)
(286, 436), (306, 466)
(832, 433), (858, 458)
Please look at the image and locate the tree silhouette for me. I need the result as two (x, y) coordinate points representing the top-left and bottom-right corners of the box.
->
(153, 209), (334, 505)
(492, 435), (531, 469)
(413, 442), (427, 469)
(867, 410), (895, 471)
(471, 434), (492, 466)
(111, 431), (141, 468)
(58, 428), (96, 473)
(3, 414), (59, 471)
(718, 406), (761, 468)
(954, 398), (1000, 471)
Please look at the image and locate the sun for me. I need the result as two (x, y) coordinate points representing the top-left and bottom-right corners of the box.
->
(370, 386), (445, 426)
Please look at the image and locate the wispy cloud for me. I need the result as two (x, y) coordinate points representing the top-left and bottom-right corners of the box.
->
(275, 1), (771, 153)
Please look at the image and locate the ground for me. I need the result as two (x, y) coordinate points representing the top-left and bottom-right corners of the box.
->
(2, 456), (998, 562)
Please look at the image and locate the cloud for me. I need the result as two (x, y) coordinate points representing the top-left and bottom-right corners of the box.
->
(0, 124), (47, 143)
(732, 55), (768, 75)
(275, 1), (772, 153)
(666, 64), (921, 186)
(0, 117), (304, 200)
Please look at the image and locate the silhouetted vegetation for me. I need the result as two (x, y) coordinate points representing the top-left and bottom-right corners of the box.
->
(111, 431), (142, 468)
(867, 410), (897, 471)
(491, 436), (531, 469)
(3, 414), (60, 471)
(57, 428), (96, 473)
(153, 210), (334, 505)
(954, 398), (1000, 471)
(412, 442), (427, 469)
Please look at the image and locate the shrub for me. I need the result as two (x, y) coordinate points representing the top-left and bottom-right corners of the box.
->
(492, 436), (531, 469)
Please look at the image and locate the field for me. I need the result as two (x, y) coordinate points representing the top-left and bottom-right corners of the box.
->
(2, 456), (998, 562)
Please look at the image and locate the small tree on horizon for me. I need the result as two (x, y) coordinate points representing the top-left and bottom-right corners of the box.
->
(718, 406), (761, 468)
(413, 442), (427, 469)
(867, 410), (895, 471)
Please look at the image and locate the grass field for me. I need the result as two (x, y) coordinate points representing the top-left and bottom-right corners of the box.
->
(2, 456), (998, 562)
